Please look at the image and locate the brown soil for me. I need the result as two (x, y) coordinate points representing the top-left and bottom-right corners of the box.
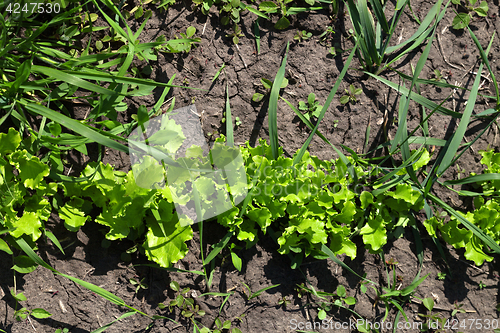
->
(2, 0), (500, 332)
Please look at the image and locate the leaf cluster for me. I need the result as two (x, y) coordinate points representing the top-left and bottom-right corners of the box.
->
(423, 149), (500, 266)
(299, 93), (322, 120)
(340, 84), (362, 105)
(252, 77), (288, 103)
(451, 0), (488, 30)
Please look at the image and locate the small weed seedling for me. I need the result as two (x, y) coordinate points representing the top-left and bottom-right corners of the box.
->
(221, 113), (242, 129)
(212, 317), (242, 333)
(319, 26), (335, 44)
(478, 281), (486, 290)
(385, 257), (398, 270)
(252, 77), (288, 102)
(54, 329), (70, 333)
(226, 24), (244, 44)
(258, 0), (294, 30)
(437, 272), (447, 280)
(158, 26), (200, 53)
(418, 297), (447, 332)
(328, 44), (343, 57)
(431, 69), (447, 84)
(235, 117), (242, 127)
(451, 0), (488, 29)
(295, 283), (357, 321)
(294, 30), (312, 42)
(159, 281), (205, 319)
(452, 301), (466, 316)
(340, 85), (362, 105)
(278, 296), (291, 308)
(129, 277), (148, 294)
(11, 289), (52, 323)
(299, 93), (322, 121)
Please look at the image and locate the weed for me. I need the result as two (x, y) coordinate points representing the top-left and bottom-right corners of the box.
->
(319, 26), (335, 44)
(478, 281), (486, 290)
(278, 296), (291, 308)
(160, 281), (205, 318)
(11, 289), (52, 322)
(226, 24), (244, 44)
(259, 0), (293, 30)
(431, 69), (447, 83)
(193, 0), (243, 26)
(418, 297), (447, 332)
(258, 0), (320, 30)
(161, 26), (200, 53)
(295, 283), (357, 322)
(299, 93), (322, 120)
(328, 44), (343, 57)
(129, 277), (148, 294)
(451, 0), (488, 30)
(385, 257), (398, 270)
(293, 30), (312, 42)
(344, 0), (441, 73)
(212, 317), (242, 333)
(340, 84), (362, 104)
(252, 77), (288, 102)
(437, 272), (447, 280)
(235, 117), (242, 127)
(452, 301), (466, 316)
(54, 329), (70, 333)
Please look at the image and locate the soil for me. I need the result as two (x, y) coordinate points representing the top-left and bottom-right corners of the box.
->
(2, 0), (500, 332)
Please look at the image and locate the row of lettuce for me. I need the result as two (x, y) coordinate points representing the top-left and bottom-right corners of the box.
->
(0, 127), (498, 270)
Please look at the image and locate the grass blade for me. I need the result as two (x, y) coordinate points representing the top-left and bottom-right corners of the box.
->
(465, 18), (499, 104)
(320, 244), (377, 284)
(254, 19), (261, 55)
(443, 173), (500, 186)
(370, 0), (389, 33)
(434, 63), (484, 178)
(357, 0), (378, 67)
(44, 230), (65, 255)
(90, 312), (137, 333)
(204, 231), (233, 265)
(268, 41), (289, 159)
(366, 72), (461, 118)
(31, 66), (119, 95)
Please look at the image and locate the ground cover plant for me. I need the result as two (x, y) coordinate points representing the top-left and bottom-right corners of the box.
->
(1, 0), (500, 332)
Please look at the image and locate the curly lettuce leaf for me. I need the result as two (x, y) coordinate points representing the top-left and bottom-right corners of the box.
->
(143, 215), (193, 268)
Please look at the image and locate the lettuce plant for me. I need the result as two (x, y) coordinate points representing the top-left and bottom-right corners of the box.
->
(0, 129), (56, 252)
(424, 149), (500, 266)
